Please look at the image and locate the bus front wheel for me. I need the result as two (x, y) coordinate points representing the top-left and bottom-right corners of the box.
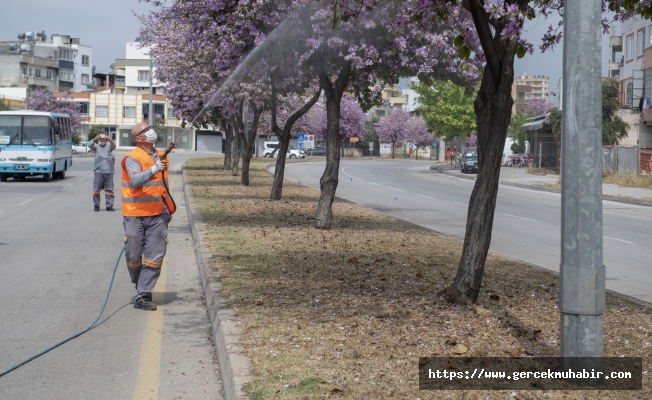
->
(42, 172), (51, 182)
(0, 174), (6, 182)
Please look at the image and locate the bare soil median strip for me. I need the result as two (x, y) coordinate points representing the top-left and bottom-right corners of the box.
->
(186, 158), (651, 399)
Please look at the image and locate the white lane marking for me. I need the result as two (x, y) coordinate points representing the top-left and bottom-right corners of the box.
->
(453, 202), (468, 207)
(603, 236), (634, 244)
(64, 184), (72, 187)
(504, 213), (539, 222)
(369, 182), (380, 186)
(388, 187), (404, 192)
(416, 194), (435, 199)
(18, 199), (33, 206)
(341, 166), (363, 181)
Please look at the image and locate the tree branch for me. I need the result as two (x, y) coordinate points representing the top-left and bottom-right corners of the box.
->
(464, 0), (501, 86)
(283, 88), (323, 133)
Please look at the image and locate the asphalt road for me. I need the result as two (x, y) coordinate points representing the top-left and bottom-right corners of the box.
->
(0, 152), (223, 400)
(281, 159), (652, 304)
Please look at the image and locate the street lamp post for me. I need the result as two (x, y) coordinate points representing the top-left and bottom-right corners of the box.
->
(560, 0), (604, 382)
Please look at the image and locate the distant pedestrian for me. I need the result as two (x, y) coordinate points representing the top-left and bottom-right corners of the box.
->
(89, 133), (116, 212)
(121, 122), (176, 311)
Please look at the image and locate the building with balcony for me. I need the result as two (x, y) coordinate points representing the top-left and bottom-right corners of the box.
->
(513, 73), (550, 102)
(66, 91), (195, 151)
(0, 31), (93, 93)
(113, 41), (164, 95)
(511, 83), (532, 114)
(367, 85), (410, 120)
(608, 26), (623, 79)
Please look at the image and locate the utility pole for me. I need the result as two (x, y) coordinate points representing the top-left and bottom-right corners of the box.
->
(560, 0), (604, 381)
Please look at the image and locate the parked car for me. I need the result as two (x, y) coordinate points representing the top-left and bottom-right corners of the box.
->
(72, 141), (90, 154)
(461, 152), (478, 173)
(307, 145), (326, 156)
(262, 141), (305, 158)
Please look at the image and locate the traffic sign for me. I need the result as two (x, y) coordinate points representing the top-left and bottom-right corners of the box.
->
(297, 133), (305, 143)
(297, 141), (304, 148)
(408, 143), (414, 149)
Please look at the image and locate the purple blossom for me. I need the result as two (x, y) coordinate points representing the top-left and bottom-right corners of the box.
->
(25, 89), (83, 135)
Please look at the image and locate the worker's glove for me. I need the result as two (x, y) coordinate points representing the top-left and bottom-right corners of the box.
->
(149, 160), (166, 174)
(160, 159), (169, 170)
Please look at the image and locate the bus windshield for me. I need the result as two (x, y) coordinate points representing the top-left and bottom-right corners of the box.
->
(24, 116), (52, 145)
(0, 116), (21, 145)
(0, 115), (51, 146)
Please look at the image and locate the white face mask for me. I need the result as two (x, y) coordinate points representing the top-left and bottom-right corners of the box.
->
(144, 129), (157, 144)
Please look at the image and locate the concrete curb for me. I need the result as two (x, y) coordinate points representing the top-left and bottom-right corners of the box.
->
(432, 168), (652, 208)
(182, 164), (252, 400)
(501, 181), (652, 207)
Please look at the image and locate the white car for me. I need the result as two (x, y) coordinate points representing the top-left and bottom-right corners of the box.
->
(72, 141), (90, 154)
(263, 141), (305, 158)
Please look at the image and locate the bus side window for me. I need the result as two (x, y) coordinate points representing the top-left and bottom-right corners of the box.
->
(66, 119), (71, 140)
(54, 118), (60, 140)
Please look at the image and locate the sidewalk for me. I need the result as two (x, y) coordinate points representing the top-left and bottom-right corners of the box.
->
(431, 164), (652, 207)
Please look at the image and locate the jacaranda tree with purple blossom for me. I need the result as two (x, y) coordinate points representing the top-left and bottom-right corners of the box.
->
(406, 115), (432, 159)
(375, 108), (409, 159)
(524, 98), (552, 117)
(299, 95), (367, 142)
(26, 89), (82, 135)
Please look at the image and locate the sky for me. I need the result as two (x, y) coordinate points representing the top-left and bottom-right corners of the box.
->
(0, 0), (155, 73)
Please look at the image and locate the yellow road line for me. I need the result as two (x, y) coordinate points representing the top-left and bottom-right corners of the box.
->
(132, 162), (178, 400)
(132, 257), (167, 400)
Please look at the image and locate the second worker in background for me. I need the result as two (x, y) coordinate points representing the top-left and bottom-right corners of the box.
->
(89, 133), (116, 212)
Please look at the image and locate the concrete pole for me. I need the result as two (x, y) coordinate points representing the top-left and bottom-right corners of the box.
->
(560, 0), (604, 378)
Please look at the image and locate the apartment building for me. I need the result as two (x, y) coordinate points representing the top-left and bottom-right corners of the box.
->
(68, 91), (194, 151)
(114, 41), (164, 95)
(513, 73), (550, 102)
(608, 17), (652, 149)
(0, 31), (93, 93)
(511, 83), (532, 114)
(64, 41), (201, 151)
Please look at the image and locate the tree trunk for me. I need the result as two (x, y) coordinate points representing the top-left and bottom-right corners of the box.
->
(269, 78), (322, 200)
(231, 117), (241, 177)
(270, 137), (291, 199)
(315, 93), (342, 229)
(314, 63), (350, 229)
(223, 123), (232, 170)
(442, 21), (517, 304)
(241, 101), (262, 186)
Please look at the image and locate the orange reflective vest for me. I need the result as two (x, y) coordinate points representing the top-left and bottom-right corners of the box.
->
(121, 147), (176, 217)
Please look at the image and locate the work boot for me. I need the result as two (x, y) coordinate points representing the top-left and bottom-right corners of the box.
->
(134, 297), (157, 311)
(94, 206), (100, 212)
(106, 207), (115, 211)
(143, 292), (152, 302)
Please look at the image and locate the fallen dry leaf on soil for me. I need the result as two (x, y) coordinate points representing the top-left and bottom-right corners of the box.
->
(187, 158), (652, 400)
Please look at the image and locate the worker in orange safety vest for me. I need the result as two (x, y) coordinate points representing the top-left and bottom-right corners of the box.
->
(121, 122), (176, 311)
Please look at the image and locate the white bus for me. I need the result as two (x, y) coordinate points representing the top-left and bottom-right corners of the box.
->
(0, 111), (73, 182)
